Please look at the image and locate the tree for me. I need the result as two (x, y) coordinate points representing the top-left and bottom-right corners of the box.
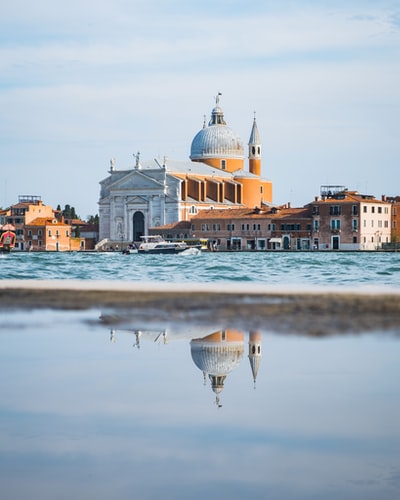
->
(87, 214), (99, 224)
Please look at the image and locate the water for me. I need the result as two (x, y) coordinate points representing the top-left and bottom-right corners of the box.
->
(1, 251), (400, 499)
(1, 250), (400, 285)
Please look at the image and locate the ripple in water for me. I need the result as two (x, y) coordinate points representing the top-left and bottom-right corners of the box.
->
(1, 251), (399, 287)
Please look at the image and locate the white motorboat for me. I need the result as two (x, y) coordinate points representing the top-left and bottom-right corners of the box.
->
(138, 235), (201, 255)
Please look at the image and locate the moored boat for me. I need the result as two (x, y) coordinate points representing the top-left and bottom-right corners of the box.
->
(138, 235), (202, 255)
(0, 224), (16, 253)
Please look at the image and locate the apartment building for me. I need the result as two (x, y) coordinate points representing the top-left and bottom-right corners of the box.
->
(24, 217), (73, 251)
(309, 187), (391, 250)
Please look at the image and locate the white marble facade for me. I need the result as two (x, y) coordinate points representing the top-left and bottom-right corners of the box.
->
(99, 161), (182, 243)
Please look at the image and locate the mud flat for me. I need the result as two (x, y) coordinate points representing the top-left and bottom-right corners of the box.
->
(1, 279), (400, 336)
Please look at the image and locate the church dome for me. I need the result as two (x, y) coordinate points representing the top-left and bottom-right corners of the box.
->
(190, 95), (244, 161)
(190, 126), (244, 160)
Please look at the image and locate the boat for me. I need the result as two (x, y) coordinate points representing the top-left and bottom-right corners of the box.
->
(122, 243), (138, 255)
(137, 235), (202, 255)
(0, 224), (17, 253)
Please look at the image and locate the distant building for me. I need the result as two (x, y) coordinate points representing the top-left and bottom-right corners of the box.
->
(2, 195), (55, 251)
(153, 186), (393, 251)
(385, 196), (400, 248)
(309, 187), (391, 251)
(98, 95), (273, 245)
(24, 217), (73, 252)
(1, 195), (94, 251)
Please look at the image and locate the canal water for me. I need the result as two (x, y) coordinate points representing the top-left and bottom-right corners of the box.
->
(1, 251), (399, 499)
(1, 250), (400, 285)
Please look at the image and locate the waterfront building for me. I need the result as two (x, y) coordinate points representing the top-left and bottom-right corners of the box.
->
(153, 203), (313, 251)
(1, 195), (91, 251)
(98, 95), (273, 245)
(385, 196), (400, 248)
(152, 186), (392, 251)
(24, 217), (73, 252)
(309, 187), (392, 251)
(1, 196), (55, 251)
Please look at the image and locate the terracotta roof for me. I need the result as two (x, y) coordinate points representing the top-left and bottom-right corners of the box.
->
(191, 206), (312, 220)
(25, 217), (71, 227)
(151, 220), (192, 231)
(314, 191), (388, 204)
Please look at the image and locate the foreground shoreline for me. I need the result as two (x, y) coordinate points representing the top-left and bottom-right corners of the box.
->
(1, 280), (400, 335)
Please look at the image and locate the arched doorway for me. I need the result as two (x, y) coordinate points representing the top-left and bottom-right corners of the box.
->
(132, 211), (145, 242)
(283, 235), (290, 250)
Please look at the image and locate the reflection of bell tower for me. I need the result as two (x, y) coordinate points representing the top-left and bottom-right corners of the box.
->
(190, 329), (244, 407)
(248, 331), (262, 387)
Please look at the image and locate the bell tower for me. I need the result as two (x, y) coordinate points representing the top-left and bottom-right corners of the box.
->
(248, 114), (262, 176)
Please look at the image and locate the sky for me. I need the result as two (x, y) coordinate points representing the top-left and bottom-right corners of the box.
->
(1, 0), (399, 219)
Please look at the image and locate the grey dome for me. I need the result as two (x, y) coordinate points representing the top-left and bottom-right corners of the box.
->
(190, 125), (244, 160)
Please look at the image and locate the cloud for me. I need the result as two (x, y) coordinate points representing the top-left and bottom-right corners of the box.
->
(1, 1), (399, 215)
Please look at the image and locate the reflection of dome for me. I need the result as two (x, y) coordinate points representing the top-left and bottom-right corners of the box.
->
(190, 340), (244, 375)
(190, 99), (244, 161)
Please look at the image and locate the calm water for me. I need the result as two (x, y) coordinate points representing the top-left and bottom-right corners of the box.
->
(1, 250), (400, 285)
(1, 251), (400, 499)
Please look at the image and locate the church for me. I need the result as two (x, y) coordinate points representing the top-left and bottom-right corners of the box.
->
(98, 94), (273, 244)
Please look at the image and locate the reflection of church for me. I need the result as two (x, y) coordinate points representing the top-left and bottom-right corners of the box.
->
(99, 94), (273, 243)
(110, 326), (262, 407)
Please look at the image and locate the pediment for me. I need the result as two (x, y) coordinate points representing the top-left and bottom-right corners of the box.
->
(111, 169), (165, 191)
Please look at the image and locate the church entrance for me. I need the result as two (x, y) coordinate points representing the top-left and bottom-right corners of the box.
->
(132, 211), (145, 242)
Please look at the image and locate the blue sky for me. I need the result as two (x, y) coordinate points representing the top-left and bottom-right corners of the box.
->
(1, 0), (399, 218)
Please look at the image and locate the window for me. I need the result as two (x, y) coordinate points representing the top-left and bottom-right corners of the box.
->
(371, 206), (375, 213)
(330, 219), (341, 230)
(378, 220), (382, 228)
(271, 223), (276, 231)
(378, 206), (382, 214)
(353, 236), (357, 243)
(384, 207), (389, 214)
(314, 219), (319, 231)
(38, 230), (42, 236)
(363, 206), (367, 213)
(329, 205), (341, 215)
(212, 224), (220, 231)
(384, 220), (389, 228)
(352, 219), (358, 231)
(221, 160), (226, 170)
(227, 223), (235, 231)
(313, 206), (319, 215)
(48, 230), (52, 236)
(352, 205), (358, 215)
(189, 205), (198, 215)
(28, 230), (32, 237)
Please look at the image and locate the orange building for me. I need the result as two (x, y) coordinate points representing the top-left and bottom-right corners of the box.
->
(189, 95), (272, 208)
(24, 217), (73, 251)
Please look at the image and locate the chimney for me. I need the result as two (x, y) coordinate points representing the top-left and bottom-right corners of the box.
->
(382, 194), (387, 202)
(314, 196), (318, 202)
